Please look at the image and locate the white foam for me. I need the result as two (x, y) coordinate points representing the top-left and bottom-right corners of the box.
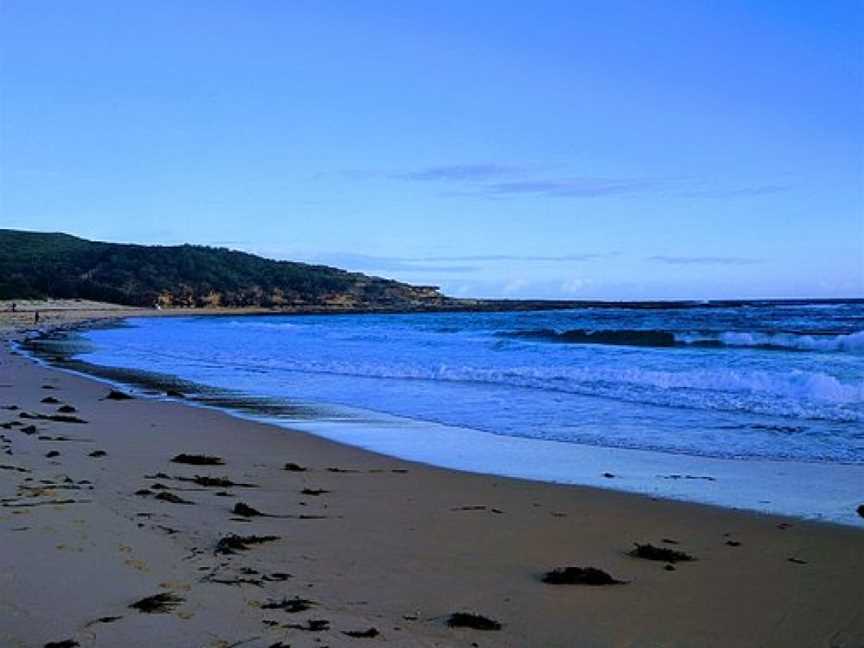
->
(227, 321), (299, 331)
(265, 408), (864, 527)
(676, 330), (864, 353)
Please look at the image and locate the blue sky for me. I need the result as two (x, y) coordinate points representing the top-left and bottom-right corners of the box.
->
(1, 0), (861, 299)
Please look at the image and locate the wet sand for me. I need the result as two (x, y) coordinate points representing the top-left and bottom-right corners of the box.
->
(1, 302), (862, 647)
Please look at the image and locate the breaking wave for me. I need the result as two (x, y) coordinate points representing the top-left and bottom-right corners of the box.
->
(227, 357), (863, 422)
(676, 330), (864, 352)
(503, 328), (864, 353)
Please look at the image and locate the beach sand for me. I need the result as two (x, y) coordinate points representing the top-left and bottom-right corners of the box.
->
(1, 302), (862, 647)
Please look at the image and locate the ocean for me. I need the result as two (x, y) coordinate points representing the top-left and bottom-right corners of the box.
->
(25, 300), (864, 524)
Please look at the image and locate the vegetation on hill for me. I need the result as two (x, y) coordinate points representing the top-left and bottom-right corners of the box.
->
(0, 229), (446, 308)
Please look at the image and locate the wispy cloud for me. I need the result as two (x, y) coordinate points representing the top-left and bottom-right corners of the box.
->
(678, 185), (789, 198)
(419, 252), (618, 262)
(485, 177), (667, 198)
(393, 164), (665, 197)
(299, 251), (617, 274)
(389, 163), (790, 201)
(648, 255), (764, 266)
(304, 252), (477, 274)
(395, 163), (522, 182)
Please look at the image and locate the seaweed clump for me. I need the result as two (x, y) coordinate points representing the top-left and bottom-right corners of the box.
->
(285, 619), (330, 632)
(343, 628), (380, 638)
(129, 592), (184, 613)
(105, 390), (134, 401)
(154, 492), (194, 505)
(261, 596), (315, 613)
(187, 475), (235, 487)
(446, 612), (502, 631)
(629, 543), (695, 563)
(233, 502), (264, 517)
(172, 454), (224, 466)
(178, 474), (256, 488)
(49, 415), (87, 424)
(283, 462), (306, 472)
(215, 533), (280, 555)
(542, 566), (625, 585)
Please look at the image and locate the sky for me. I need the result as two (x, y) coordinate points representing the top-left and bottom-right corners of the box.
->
(1, 0), (862, 300)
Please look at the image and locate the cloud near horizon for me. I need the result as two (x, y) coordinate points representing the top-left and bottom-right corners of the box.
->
(302, 251), (619, 273)
(648, 255), (765, 265)
(300, 252), (477, 274)
(485, 177), (667, 198)
(391, 163), (789, 200)
(393, 163), (523, 182)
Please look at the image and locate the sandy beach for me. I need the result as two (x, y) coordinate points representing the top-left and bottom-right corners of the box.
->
(1, 303), (862, 648)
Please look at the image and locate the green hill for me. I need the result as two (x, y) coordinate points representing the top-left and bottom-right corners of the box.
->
(0, 229), (447, 309)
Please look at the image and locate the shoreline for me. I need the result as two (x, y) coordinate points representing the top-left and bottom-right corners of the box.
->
(22, 310), (864, 527)
(1, 303), (863, 646)
(19, 332), (863, 532)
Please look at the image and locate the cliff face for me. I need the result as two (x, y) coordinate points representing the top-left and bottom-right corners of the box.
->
(0, 229), (449, 309)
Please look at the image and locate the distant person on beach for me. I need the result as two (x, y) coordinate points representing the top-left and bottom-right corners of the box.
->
(10, 303), (16, 313)
(34, 311), (40, 324)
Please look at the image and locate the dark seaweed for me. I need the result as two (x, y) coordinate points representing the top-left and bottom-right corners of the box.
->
(129, 592), (184, 613)
(261, 596), (315, 613)
(343, 627), (380, 638)
(154, 491), (194, 504)
(285, 619), (330, 632)
(542, 566), (625, 585)
(629, 543), (695, 563)
(171, 454), (224, 466)
(105, 390), (134, 400)
(232, 502), (264, 517)
(215, 533), (280, 555)
(447, 612), (502, 631)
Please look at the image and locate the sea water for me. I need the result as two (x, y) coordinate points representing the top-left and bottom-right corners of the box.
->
(29, 301), (864, 523)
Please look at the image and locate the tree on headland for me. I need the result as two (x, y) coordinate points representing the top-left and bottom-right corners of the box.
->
(0, 229), (446, 309)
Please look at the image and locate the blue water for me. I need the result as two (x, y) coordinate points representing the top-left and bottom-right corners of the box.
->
(70, 302), (864, 465)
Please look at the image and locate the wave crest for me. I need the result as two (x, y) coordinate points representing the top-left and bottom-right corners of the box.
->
(502, 328), (678, 346)
(677, 330), (864, 352)
(502, 328), (864, 353)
